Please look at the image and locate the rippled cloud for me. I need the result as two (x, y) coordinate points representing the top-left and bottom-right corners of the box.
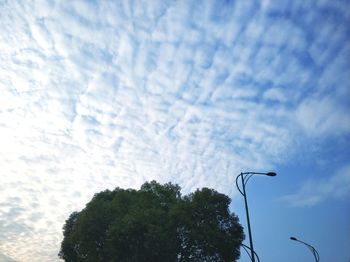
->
(0, 0), (349, 261)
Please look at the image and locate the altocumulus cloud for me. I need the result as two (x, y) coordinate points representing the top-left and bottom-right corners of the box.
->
(0, 0), (349, 261)
(281, 165), (350, 207)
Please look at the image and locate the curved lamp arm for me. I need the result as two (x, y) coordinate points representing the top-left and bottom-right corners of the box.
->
(236, 172), (277, 196)
(241, 244), (261, 262)
(290, 237), (320, 262)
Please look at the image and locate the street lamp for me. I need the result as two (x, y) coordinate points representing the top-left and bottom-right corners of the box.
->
(236, 171), (277, 262)
(290, 237), (320, 262)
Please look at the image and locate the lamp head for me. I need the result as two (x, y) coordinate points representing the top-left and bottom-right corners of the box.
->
(290, 237), (297, 241)
(266, 172), (277, 176)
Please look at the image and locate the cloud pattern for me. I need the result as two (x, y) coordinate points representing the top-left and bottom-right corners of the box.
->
(0, 0), (349, 261)
(281, 165), (350, 207)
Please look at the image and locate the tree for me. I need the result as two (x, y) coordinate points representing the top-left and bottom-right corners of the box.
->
(59, 181), (244, 262)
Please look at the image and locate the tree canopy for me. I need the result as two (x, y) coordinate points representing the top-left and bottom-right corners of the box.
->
(59, 181), (244, 262)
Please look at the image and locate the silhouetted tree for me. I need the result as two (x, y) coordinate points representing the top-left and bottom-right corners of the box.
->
(59, 181), (244, 262)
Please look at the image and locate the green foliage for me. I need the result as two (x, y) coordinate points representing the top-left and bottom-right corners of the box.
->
(59, 181), (244, 262)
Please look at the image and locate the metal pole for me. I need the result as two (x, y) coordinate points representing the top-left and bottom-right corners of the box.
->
(241, 173), (255, 262)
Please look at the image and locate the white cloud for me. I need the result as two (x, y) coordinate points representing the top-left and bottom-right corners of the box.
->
(263, 88), (287, 103)
(0, 0), (349, 261)
(281, 165), (350, 207)
(296, 96), (350, 137)
(0, 252), (16, 262)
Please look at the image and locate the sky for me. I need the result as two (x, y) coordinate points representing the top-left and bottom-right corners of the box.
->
(0, 0), (349, 261)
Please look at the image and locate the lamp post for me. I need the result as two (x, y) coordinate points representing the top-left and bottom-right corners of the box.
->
(290, 237), (320, 262)
(236, 171), (277, 262)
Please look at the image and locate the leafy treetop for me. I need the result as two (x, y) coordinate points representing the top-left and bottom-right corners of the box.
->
(59, 181), (244, 262)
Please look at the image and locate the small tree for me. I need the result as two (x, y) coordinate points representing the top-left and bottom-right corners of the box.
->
(59, 181), (244, 262)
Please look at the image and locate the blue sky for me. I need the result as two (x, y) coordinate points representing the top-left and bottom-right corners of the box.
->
(0, 0), (349, 261)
